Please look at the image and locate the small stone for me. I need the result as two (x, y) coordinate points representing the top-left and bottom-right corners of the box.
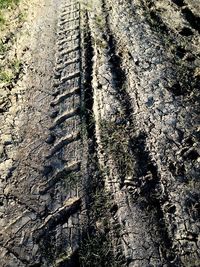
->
(49, 110), (59, 118)
(1, 134), (12, 145)
(54, 71), (61, 79)
(45, 134), (56, 144)
(133, 57), (139, 65)
(0, 146), (4, 157)
(0, 159), (13, 177)
(145, 96), (154, 107)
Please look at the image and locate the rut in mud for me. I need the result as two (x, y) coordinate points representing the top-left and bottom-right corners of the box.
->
(0, 0), (200, 266)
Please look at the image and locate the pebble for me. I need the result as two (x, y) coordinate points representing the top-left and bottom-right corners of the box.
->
(0, 146), (4, 157)
(1, 134), (12, 145)
(45, 134), (56, 144)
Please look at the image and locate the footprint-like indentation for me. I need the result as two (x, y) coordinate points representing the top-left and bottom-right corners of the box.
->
(39, 161), (81, 194)
(50, 87), (80, 107)
(46, 132), (80, 159)
(179, 27), (193, 36)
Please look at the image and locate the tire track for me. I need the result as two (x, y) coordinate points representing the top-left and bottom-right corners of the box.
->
(37, 1), (83, 264)
(45, 0), (82, 181)
(85, 0), (179, 265)
(0, 1), (84, 266)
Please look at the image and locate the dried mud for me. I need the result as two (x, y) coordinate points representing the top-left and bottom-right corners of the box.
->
(0, 0), (199, 266)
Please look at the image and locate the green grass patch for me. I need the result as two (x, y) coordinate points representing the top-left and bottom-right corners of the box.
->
(11, 59), (21, 73)
(0, 60), (22, 84)
(0, 70), (13, 83)
(0, 41), (6, 54)
(0, 0), (20, 27)
(0, 12), (5, 25)
(100, 119), (135, 179)
(0, 0), (20, 9)
(79, 231), (116, 267)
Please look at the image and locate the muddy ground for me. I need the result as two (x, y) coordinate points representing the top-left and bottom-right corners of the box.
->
(0, 0), (199, 266)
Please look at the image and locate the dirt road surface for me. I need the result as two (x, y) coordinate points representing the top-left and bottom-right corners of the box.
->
(0, 0), (199, 266)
